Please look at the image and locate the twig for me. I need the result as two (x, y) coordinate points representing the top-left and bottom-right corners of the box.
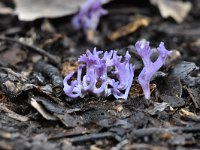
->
(132, 127), (200, 139)
(0, 36), (60, 65)
(67, 132), (116, 143)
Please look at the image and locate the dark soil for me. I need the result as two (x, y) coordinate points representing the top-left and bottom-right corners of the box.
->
(0, 0), (200, 150)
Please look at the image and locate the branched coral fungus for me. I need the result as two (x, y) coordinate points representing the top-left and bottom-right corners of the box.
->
(111, 51), (135, 99)
(63, 40), (172, 100)
(63, 48), (135, 99)
(135, 40), (172, 99)
(72, 0), (107, 30)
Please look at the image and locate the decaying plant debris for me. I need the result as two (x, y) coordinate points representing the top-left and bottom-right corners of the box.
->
(0, 0), (200, 149)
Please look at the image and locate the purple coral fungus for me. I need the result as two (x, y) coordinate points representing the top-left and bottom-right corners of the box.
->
(135, 40), (172, 99)
(63, 40), (172, 100)
(72, 0), (107, 30)
(63, 48), (135, 99)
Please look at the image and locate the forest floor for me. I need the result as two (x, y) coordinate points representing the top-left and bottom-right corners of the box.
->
(0, 0), (200, 149)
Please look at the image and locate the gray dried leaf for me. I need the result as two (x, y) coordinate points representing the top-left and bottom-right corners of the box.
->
(159, 95), (185, 108)
(147, 102), (170, 116)
(15, 0), (110, 21)
(150, 0), (192, 23)
(56, 113), (82, 127)
(15, 0), (85, 21)
(158, 76), (182, 97)
(33, 96), (65, 114)
(171, 61), (199, 81)
(157, 61), (198, 98)
(0, 74), (24, 98)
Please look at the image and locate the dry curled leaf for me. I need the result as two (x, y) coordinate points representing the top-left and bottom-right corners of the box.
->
(150, 0), (192, 23)
(30, 97), (58, 120)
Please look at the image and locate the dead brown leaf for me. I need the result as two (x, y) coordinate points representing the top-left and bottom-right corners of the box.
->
(1, 48), (26, 65)
(150, 0), (192, 23)
(61, 61), (79, 76)
(130, 82), (156, 97)
(109, 17), (150, 41)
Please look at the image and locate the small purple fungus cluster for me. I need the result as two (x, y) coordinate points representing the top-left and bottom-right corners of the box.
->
(63, 48), (135, 99)
(72, 0), (107, 30)
(63, 41), (172, 100)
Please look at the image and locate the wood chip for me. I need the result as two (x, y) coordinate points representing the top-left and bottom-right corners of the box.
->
(109, 17), (150, 41)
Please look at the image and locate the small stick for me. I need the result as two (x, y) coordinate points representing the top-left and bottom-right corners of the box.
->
(67, 132), (116, 143)
(132, 127), (200, 138)
(0, 36), (61, 65)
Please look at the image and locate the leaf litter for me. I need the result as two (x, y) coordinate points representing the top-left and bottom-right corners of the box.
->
(0, 0), (200, 149)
